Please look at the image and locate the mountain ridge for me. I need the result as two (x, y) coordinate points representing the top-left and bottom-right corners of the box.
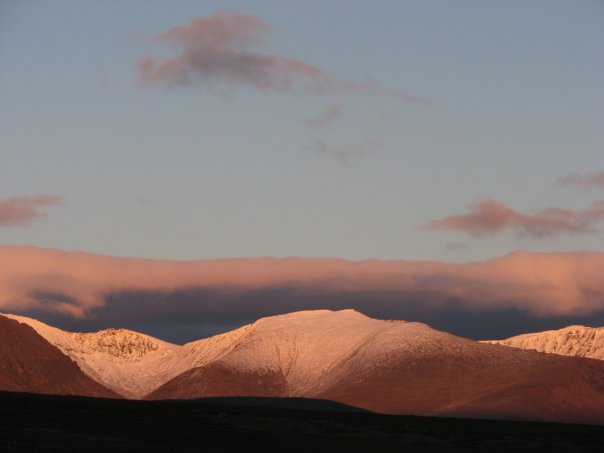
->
(2, 310), (604, 424)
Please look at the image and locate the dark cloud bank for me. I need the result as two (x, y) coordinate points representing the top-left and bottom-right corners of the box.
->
(31, 287), (604, 345)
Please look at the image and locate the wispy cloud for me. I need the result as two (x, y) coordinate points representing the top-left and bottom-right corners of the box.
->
(0, 195), (61, 228)
(137, 12), (425, 101)
(424, 199), (604, 238)
(303, 104), (380, 165)
(305, 104), (342, 129)
(309, 138), (380, 166)
(557, 171), (604, 189)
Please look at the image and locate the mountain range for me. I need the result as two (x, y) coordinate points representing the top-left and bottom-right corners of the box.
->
(1, 310), (604, 424)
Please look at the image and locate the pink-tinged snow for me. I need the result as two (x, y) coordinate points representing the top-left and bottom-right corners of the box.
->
(484, 325), (604, 360)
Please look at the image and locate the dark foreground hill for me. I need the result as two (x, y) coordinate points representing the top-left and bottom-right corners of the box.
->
(0, 317), (118, 398)
(1, 391), (603, 452)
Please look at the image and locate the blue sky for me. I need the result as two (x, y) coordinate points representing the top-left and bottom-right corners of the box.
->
(1, 0), (603, 261)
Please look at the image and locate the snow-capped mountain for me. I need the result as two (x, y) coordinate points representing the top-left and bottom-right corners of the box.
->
(484, 325), (604, 360)
(148, 310), (604, 424)
(3, 310), (604, 424)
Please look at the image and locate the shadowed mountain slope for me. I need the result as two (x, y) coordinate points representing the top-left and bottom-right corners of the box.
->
(0, 316), (118, 398)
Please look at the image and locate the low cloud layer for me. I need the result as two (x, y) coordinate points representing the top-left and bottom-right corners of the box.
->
(558, 171), (604, 189)
(138, 12), (423, 100)
(0, 195), (61, 228)
(1, 247), (603, 330)
(425, 199), (604, 238)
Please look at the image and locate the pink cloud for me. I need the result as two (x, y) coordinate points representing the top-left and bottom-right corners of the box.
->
(0, 246), (603, 319)
(424, 199), (604, 238)
(0, 195), (61, 228)
(138, 12), (425, 101)
(557, 171), (604, 189)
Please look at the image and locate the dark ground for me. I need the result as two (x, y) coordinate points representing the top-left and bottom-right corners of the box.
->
(1, 391), (603, 452)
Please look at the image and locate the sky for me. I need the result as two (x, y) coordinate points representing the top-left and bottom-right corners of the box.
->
(0, 1), (603, 341)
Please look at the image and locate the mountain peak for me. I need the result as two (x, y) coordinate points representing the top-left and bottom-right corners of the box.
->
(70, 329), (165, 359)
(485, 324), (604, 360)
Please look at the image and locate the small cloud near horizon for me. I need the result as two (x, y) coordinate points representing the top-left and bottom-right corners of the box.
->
(137, 12), (426, 101)
(557, 171), (604, 189)
(424, 199), (604, 239)
(0, 195), (61, 228)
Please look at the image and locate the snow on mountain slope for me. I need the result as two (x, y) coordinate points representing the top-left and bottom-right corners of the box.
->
(150, 310), (400, 399)
(195, 310), (402, 392)
(483, 325), (604, 360)
(148, 310), (604, 424)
